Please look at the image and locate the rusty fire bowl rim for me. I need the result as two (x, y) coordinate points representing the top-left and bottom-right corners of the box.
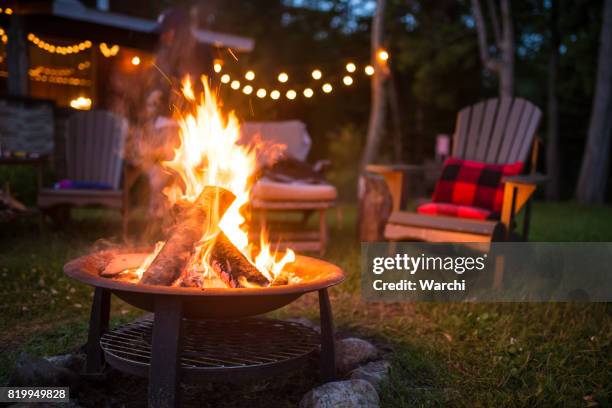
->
(63, 251), (345, 296)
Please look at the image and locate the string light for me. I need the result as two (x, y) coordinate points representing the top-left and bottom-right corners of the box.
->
(277, 72), (288, 83)
(270, 90), (280, 100)
(346, 62), (356, 73)
(245, 70), (255, 81)
(322, 83), (333, 93)
(377, 49), (389, 62)
(99, 43), (119, 57)
(213, 62), (222, 73)
(30, 66), (73, 77)
(243, 85), (253, 95)
(27, 33), (92, 55)
(256, 88), (267, 98)
(3, 8), (13, 15)
(286, 90), (297, 100)
(221, 74), (230, 84)
(303, 88), (314, 98)
(69, 97), (92, 110)
(131, 56), (141, 66)
(365, 65), (375, 75)
(343, 75), (353, 86)
(230, 80), (241, 90)
(78, 61), (91, 70)
(311, 69), (322, 80)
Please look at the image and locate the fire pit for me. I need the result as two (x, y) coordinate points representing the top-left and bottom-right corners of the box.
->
(64, 251), (343, 407)
(63, 77), (345, 407)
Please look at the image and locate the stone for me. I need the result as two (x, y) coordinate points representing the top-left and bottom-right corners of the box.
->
(45, 353), (85, 373)
(349, 360), (391, 390)
(299, 379), (379, 408)
(285, 317), (321, 333)
(335, 337), (379, 373)
(8, 352), (79, 388)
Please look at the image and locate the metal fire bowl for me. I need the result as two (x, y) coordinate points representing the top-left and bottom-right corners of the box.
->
(64, 251), (344, 319)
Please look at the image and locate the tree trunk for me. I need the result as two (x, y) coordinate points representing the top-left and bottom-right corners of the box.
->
(575, 0), (612, 203)
(546, 0), (561, 200)
(498, 0), (514, 98)
(388, 72), (403, 162)
(7, 16), (29, 96)
(361, 0), (387, 167)
(471, 0), (514, 98)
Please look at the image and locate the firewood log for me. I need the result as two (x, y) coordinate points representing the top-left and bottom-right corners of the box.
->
(139, 186), (235, 286)
(210, 232), (270, 287)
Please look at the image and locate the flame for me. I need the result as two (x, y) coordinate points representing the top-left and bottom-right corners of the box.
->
(157, 76), (295, 285)
(134, 241), (165, 280)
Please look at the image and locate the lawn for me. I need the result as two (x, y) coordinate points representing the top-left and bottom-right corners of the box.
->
(0, 201), (610, 407)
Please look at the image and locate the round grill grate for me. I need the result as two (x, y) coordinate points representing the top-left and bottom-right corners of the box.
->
(100, 316), (320, 374)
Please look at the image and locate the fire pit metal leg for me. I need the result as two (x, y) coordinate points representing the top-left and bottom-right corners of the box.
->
(149, 297), (183, 408)
(85, 287), (110, 373)
(318, 288), (336, 382)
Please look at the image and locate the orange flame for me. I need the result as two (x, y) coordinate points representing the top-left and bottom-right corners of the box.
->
(159, 76), (294, 285)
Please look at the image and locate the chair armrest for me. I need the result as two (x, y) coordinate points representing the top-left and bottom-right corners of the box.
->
(366, 163), (429, 175)
(502, 173), (549, 186)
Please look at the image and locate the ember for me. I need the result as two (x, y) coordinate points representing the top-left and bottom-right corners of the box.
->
(103, 77), (297, 288)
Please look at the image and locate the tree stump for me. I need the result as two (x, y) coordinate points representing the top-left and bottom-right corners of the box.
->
(358, 172), (392, 241)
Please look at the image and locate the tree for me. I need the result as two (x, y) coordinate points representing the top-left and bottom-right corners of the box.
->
(575, 0), (612, 203)
(471, 0), (514, 98)
(546, 0), (561, 200)
(361, 0), (388, 167)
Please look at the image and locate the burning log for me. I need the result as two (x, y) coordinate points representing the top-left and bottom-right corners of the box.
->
(210, 232), (270, 288)
(139, 186), (235, 286)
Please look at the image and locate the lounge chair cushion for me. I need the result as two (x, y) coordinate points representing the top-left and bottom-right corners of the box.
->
(417, 202), (495, 220)
(432, 157), (523, 213)
(251, 178), (337, 202)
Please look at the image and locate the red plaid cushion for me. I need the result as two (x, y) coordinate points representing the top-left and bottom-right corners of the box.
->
(430, 157), (523, 217)
(417, 202), (493, 220)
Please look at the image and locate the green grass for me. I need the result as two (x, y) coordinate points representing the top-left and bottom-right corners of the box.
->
(0, 201), (611, 406)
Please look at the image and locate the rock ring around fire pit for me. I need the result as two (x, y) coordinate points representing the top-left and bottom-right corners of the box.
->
(64, 251), (344, 319)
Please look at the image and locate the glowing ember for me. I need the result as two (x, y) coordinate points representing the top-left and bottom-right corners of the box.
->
(137, 76), (295, 286)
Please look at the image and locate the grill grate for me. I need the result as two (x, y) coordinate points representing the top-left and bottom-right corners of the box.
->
(100, 316), (320, 371)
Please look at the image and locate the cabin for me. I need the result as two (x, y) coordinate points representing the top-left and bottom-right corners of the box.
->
(0, 0), (253, 158)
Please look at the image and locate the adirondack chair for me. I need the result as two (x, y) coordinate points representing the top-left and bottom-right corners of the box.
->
(241, 120), (337, 255)
(38, 110), (130, 238)
(371, 97), (547, 242)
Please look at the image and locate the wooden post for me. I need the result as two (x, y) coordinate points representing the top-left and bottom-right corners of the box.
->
(358, 172), (393, 241)
(7, 15), (29, 96)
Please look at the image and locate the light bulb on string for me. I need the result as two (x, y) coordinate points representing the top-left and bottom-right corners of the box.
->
(364, 65), (375, 75)
(230, 80), (240, 90)
(286, 90), (297, 100)
(270, 90), (280, 100)
(243, 85), (253, 95)
(322, 83), (332, 93)
(343, 76), (353, 86)
(346, 62), (356, 73)
(245, 70), (255, 81)
(221, 74), (230, 84)
(377, 49), (389, 62)
(311, 69), (322, 80)
(256, 88), (267, 98)
(278, 72), (289, 83)
(303, 88), (314, 98)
